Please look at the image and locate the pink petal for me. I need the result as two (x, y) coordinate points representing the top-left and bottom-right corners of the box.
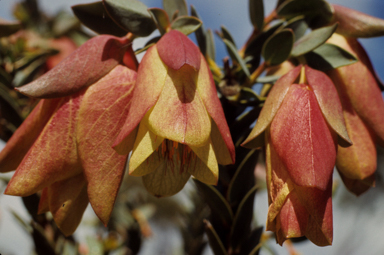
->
(17, 35), (129, 98)
(77, 65), (135, 225)
(156, 30), (201, 70)
(242, 65), (301, 148)
(270, 84), (337, 190)
(305, 65), (352, 146)
(0, 99), (61, 173)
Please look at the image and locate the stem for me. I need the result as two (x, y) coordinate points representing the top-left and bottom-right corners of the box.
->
(245, 62), (267, 87)
(125, 32), (136, 42)
(299, 65), (307, 84)
(239, 10), (278, 57)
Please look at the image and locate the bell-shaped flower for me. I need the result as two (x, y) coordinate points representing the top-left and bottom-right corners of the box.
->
(242, 65), (351, 246)
(113, 30), (235, 197)
(0, 64), (136, 236)
(327, 33), (384, 195)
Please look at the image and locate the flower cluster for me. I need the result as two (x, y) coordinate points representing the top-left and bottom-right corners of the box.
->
(0, 30), (235, 235)
(1, 0), (384, 249)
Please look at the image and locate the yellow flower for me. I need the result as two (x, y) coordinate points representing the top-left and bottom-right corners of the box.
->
(113, 30), (235, 197)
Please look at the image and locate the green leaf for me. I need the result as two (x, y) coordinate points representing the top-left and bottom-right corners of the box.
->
(194, 179), (233, 225)
(0, 66), (13, 87)
(191, 5), (206, 55)
(204, 220), (228, 255)
(249, 0), (264, 31)
(291, 23), (337, 57)
(171, 16), (202, 35)
(14, 50), (57, 70)
(221, 26), (237, 48)
(305, 43), (358, 71)
(237, 88), (264, 106)
(245, 20), (283, 57)
(0, 21), (22, 38)
(230, 186), (258, 251)
(206, 29), (216, 60)
(13, 58), (46, 87)
(262, 29), (294, 66)
(163, 0), (188, 19)
(277, 0), (333, 28)
(256, 75), (280, 83)
(72, 1), (127, 36)
(52, 10), (80, 36)
(223, 39), (250, 78)
(148, 8), (170, 35)
(282, 16), (308, 41)
(227, 149), (258, 205)
(103, 0), (156, 37)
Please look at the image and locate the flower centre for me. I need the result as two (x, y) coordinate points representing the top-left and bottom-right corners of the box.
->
(155, 139), (197, 173)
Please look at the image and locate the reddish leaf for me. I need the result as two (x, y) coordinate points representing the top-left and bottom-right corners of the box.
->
(17, 35), (129, 98)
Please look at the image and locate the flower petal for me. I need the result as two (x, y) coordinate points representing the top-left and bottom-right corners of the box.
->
(336, 96), (376, 180)
(17, 35), (129, 98)
(242, 65), (301, 148)
(327, 34), (384, 145)
(197, 57), (235, 163)
(114, 45), (166, 154)
(5, 93), (84, 196)
(276, 192), (309, 245)
(265, 130), (295, 227)
(338, 171), (375, 196)
(48, 174), (88, 236)
(77, 65), (135, 225)
(156, 30), (201, 71)
(294, 183), (333, 246)
(189, 138), (218, 185)
(270, 84), (337, 190)
(142, 158), (191, 197)
(305, 65), (352, 146)
(129, 122), (164, 176)
(37, 188), (49, 214)
(0, 99), (61, 173)
(146, 65), (211, 147)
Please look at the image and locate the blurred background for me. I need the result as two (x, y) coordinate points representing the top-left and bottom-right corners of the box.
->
(1, 0), (384, 254)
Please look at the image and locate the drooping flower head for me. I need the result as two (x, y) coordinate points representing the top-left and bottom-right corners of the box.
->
(113, 30), (235, 197)
(242, 65), (351, 246)
(0, 35), (137, 236)
(326, 33), (384, 195)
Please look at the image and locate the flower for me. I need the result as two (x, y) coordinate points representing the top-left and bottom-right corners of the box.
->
(113, 30), (235, 197)
(0, 34), (137, 235)
(326, 33), (384, 195)
(242, 65), (351, 246)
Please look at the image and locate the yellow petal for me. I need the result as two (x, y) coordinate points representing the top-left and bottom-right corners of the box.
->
(210, 118), (233, 165)
(48, 174), (88, 236)
(142, 158), (191, 197)
(113, 45), (167, 153)
(129, 122), (164, 176)
(196, 57), (235, 163)
(189, 138), (218, 185)
(146, 65), (211, 147)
